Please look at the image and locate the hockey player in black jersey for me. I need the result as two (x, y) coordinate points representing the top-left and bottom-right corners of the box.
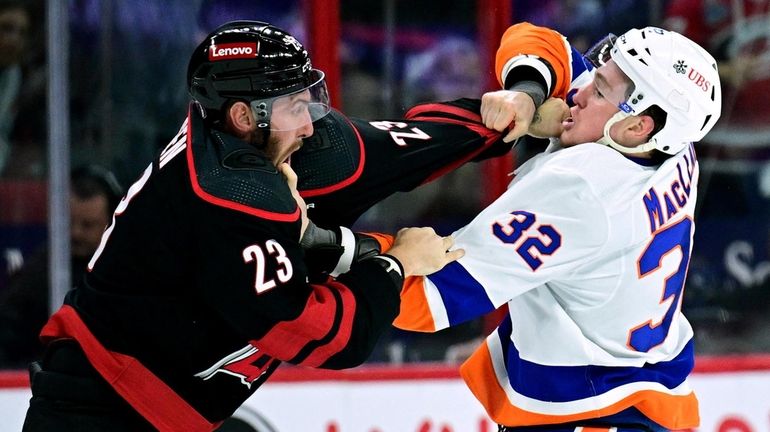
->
(22, 21), (464, 432)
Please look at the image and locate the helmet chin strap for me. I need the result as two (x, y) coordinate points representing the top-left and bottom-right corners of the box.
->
(596, 110), (656, 155)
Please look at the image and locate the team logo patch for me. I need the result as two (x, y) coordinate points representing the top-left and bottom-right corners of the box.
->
(195, 344), (275, 389)
(209, 42), (258, 61)
(673, 60), (687, 74)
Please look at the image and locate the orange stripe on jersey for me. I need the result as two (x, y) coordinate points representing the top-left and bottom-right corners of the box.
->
(460, 343), (700, 429)
(495, 22), (571, 99)
(392, 276), (436, 332)
(358, 232), (436, 332)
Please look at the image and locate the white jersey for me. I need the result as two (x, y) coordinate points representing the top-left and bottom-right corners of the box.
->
(395, 142), (700, 428)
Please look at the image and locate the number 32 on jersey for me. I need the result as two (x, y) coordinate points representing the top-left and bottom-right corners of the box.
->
(492, 210), (562, 271)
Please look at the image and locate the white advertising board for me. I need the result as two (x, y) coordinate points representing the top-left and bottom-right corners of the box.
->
(1, 365), (769, 431)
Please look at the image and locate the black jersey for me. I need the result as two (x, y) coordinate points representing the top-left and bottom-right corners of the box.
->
(293, 98), (508, 227)
(48, 106), (404, 425)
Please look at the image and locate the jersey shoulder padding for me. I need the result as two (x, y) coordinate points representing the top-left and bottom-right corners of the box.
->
(187, 111), (299, 220)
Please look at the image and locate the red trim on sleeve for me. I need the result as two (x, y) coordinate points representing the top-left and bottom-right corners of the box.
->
(298, 115), (367, 198)
(253, 281), (356, 367)
(185, 108), (301, 222)
(404, 103), (483, 123)
(298, 280), (357, 367)
(411, 116), (503, 184)
(402, 102), (506, 184)
(39, 305), (221, 432)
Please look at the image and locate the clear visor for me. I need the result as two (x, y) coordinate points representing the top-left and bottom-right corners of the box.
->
(584, 33), (617, 69)
(585, 33), (637, 114)
(250, 70), (331, 132)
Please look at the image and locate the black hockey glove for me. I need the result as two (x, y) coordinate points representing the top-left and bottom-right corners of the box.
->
(300, 221), (381, 282)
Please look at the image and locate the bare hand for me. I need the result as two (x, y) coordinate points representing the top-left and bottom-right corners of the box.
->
(387, 227), (465, 276)
(481, 90), (536, 143)
(278, 163), (309, 239)
(528, 97), (570, 139)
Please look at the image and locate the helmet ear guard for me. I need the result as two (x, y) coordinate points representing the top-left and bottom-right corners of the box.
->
(251, 99), (272, 129)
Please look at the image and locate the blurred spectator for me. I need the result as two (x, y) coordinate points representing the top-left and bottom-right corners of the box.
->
(664, 0), (770, 140)
(0, 0), (29, 175)
(0, 164), (122, 368)
(601, 0), (662, 39)
(514, 0), (605, 52)
(402, 36), (483, 107)
(197, 0), (300, 37)
(664, 0), (770, 353)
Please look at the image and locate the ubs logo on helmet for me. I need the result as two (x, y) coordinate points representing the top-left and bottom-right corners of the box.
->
(675, 59), (710, 91)
(686, 66), (711, 92)
(209, 42), (259, 61)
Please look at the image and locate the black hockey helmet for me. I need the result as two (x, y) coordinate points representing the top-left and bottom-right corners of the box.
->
(188, 20), (330, 130)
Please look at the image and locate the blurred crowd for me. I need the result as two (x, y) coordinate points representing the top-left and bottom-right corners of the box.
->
(1, 0), (769, 368)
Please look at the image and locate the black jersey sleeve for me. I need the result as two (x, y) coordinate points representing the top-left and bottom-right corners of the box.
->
(293, 99), (509, 227)
(194, 201), (401, 369)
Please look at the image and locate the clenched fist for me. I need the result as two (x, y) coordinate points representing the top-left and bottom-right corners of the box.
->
(481, 90), (537, 143)
(528, 97), (570, 139)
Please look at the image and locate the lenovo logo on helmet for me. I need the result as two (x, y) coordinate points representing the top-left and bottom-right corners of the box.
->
(209, 42), (258, 61)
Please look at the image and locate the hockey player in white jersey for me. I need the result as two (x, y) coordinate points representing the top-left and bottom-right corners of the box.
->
(393, 27), (722, 431)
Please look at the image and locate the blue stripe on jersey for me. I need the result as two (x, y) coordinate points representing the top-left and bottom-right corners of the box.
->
(567, 48), (593, 106)
(427, 261), (495, 326)
(570, 47), (593, 80)
(497, 316), (694, 402)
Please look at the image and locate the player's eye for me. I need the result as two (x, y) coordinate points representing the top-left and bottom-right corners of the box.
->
(291, 102), (308, 116)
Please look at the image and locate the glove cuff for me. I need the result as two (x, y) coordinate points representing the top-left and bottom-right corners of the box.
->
(331, 227), (356, 277)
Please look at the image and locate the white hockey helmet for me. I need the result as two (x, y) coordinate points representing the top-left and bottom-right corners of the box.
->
(590, 27), (722, 155)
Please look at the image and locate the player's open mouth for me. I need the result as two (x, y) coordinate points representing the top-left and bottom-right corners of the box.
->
(562, 116), (574, 130)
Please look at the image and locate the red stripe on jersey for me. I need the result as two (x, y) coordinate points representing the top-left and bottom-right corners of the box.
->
(404, 103), (483, 123)
(254, 281), (356, 366)
(298, 114), (366, 198)
(299, 279), (357, 367)
(185, 109), (301, 222)
(409, 117), (502, 184)
(403, 103), (506, 185)
(40, 305), (221, 432)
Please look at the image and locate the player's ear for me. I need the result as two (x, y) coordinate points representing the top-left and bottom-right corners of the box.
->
(622, 115), (655, 144)
(225, 101), (255, 137)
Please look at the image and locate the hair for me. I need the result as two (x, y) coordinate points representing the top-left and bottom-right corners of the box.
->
(70, 165), (123, 214)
